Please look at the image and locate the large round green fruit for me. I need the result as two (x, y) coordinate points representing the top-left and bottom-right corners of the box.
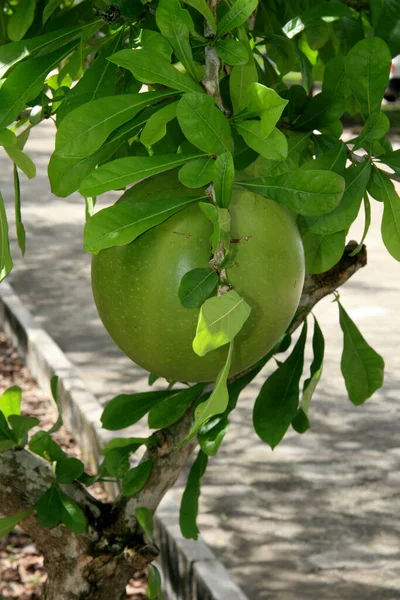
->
(91, 172), (305, 382)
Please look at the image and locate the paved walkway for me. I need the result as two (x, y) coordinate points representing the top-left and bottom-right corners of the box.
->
(1, 122), (400, 599)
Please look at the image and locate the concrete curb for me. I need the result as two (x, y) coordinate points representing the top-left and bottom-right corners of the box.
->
(0, 280), (249, 600)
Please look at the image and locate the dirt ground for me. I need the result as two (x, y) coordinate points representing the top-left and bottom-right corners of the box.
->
(0, 331), (147, 600)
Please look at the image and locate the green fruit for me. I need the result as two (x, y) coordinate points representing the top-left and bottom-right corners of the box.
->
(91, 172), (305, 382)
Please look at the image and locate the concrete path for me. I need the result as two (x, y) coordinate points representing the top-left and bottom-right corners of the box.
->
(1, 122), (400, 599)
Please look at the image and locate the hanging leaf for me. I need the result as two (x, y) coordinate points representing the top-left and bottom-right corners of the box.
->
(371, 169), (400, 261)
(58, 489), (87, 534)
(47, 375), (63, 434)
(29, 430), (66, 462)
(238, 169), (345, 216)
(178, 268), (218, 309)
(80, 153), (204, 197)
(214, 152), (235, 208)
(177, 93), (234, 155)
(12, 166), (25, 256)
(193, 291), (251, 356)
(338, 301), (384, 405)
(55, 457), (85, 485)
(0, 411), (17, 452)
(123, 460), (153, 496)
(235, 124), (288, 161)
(198, 416), (229, 457)
(215, 39), (248, 65)
(109, 49), (203, 94)
(84, 193), (206, 253)
(0, 386), (22, 419)
(7, 0), (36, 42)
(302, 230), (346, 274)
(36, 485), (62, 529)
(136, 507), (154, 539)
(101, 390), (176, 431)
(230, 62), (258, 115)
(179, 449), (208, 540)
(8, 415), (39, 444)
(199, 202), (231, 254)
(216, 0), (258, 38)
(5, 146), (36, 179)
(141, 102), (179, 148)
(147, 564), (163, 600)
(148, 383), (205, 429)
(0, 193), (13, 283)
(178, 157), (215, 188)
(0, 509), (33, 538)
(253, 321), (307, 449)
(293, 317), (325, 434)
(350, 194), (371, 256)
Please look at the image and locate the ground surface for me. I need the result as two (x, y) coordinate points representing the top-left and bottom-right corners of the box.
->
(1, 122), (400, 599)
(0, 331), (146, 599)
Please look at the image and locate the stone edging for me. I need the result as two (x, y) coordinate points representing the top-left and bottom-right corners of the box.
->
(0, 280), (249, 600)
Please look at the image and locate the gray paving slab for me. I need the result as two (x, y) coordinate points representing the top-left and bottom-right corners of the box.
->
(1, 122), (400, 599)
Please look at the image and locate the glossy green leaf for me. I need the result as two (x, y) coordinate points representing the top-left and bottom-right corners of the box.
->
(12, 166), (25, 256)
(141, 102), (179, 148)
(147, 564), (163, 600)
(141, 29), (172, 61)
(29, 431), (66, 462)
(0, 509), (33, 538)
(345, 37), (391, 118)
(136, 507), (154, 539)
(339, 301), (384, 405)
(43, 0), (62, 24)
(148, 383), (205, 429)
(109, 49), (203, 94)
(292, 92), (345, 131)
(215, 39), (248, 65)
(322, 56), (350, 99)
(0, 130), (17, 147)
(178, 268), (218, 308)
(101, 390), (176, 431)
(302, 230), (346, 274)
(372, 169), (400, 261)
(7, 0), (35, 42)
(217, 0), (258, 38)
(0, 411), (17, 451)
(5, 146), (36, 179)
(230, 62), (258, 115)
(84, 193), (205, 253)
(178, 157), (215, 188)
(199, 202), (231, 253)
(293, 316), (324, 433)
(58, 489), (87, 533)
(380, 150), (400, 177)
(0, 192), (13, 283)
(193, 291), (251, 356)
(235, 124), (288, 161)
(350, 194), (371, 256)
(47, 375), (63, 434)
(301, 141), (347, 175)
(198, 416), (229, 456)
(251, 131), (310, 177)
(238, 170), (345, 216)
(8, 415), (39, 443)
(179, 449), (208, 540)
(300, 159), (371, 234)
(183, 0), (216, 31)
(80, 152), (203, 197)
(283, 2), (353, 38)
(242, 82), (288, 122)
(56, 91), (174, 159)
(36, 485), (62, 529)
(253, 321), (307, 449)
(177, 93), (234, 155)
(55, 457), (85, 485)
(214, 152), (234, 208)
(0, 386), (21, 419)
(353, 112), (390, 151)
(123, 460), (153, 496)
(156, 0), (197, 80)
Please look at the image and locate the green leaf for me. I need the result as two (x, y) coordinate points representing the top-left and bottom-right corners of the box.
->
(183, 0), (216, 31)
(4, 146), (36, 179)
(251, 131), (310, 177)
(80, 153), (203, 198)
(7, 0), (36, 42)
(141, 30), (172, 61)
(101, 390), (176, 431)
(322, 56), (350, 99)
(100, 437), (147, 455)
(84, 193), (205, 253)
(56, 91), (175, 159)
(338, 301), (384, 405)
(43, 0), (62, 24)
(148, 383), (205, 429)
(55, 457), (85, 485)
(0, 411), (17, 451)
(103, 451), (130, 478)
(293, 316), (324, 433)
(147, 564), (163, 600)
(0, 386), (22, 419)
(302, 230), (346, 274)
(36, 485), (62, 529)
(179, 449), (208, 540)
(352, 112), (390, 151)
(178, 268), (218, 309)
(292, 92), (345, 131)
(241, 82), (288, 122)
(0, 45), (76, 129)
(0, 509), (33, 537)
(29, 431), (66, 462)
(184, 342), (234, 442)
(47, 375), (63, 434)
(13, 166), (25, 256)
(148, 373), (160, 386)
(177, 93), (234, 155)
(123, 460), (153, 496)
(301, 141), (347, 175)
(217, 0), (258, 38)
(235, 124), (288, 161)
(371, 169), (400, 261)
(8, 415), (39, 444)
(253, 321), (307, 449)
(198, 416), (229, 456)
(0, 129), (17, 147)
(109, 49), (203, 94)
(136, 507), (154, 539)
(214, 152), (234, 208)
(300, 160), (371, 234)
(230, 62), (258, 115)
(380, 150), (400, 177)
(350, 194), (371, 256)
(238, 170), (345, 216)
(141, 102), (179, 148)
(58, 489), (87, 533)
(345, 38), (391, 118)
(156, 0), (197, 81)
(178, 157), (215, 188)
(0, 192), (13, 283)
(193, 290), (251, 356)
(215, 39), (248, 65)
(199, 202), (231, 253)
